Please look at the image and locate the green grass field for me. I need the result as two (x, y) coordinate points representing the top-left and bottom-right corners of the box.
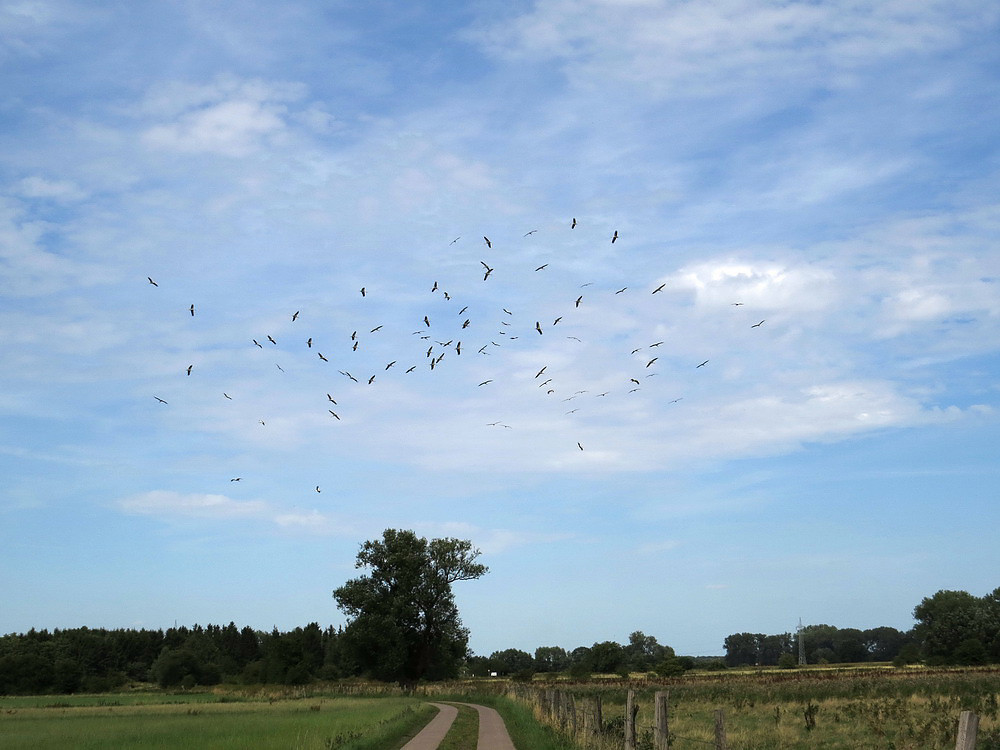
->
(0, 691), (435, 750)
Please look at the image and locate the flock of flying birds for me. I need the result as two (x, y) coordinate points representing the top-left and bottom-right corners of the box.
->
(147, 219), (767, 490)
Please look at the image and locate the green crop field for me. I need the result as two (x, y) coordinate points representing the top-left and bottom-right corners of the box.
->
(0, 690), (435, 750)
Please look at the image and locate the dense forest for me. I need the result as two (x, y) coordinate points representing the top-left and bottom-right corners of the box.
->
(1, 586), (997, 694)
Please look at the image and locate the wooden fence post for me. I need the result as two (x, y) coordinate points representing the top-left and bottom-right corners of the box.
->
(593, 694), (603, 736)
(956, 711), (979, 750)
(714, 709), (728, 750)
(625, 689), (637, 750)
(654, 690), (669, 750)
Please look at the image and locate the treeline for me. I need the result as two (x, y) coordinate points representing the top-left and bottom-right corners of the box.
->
(724, 587), (1000, 668)
(468, 631), (714, 680)
(2, 587), (997, 695)
(0, 622), (358, 695)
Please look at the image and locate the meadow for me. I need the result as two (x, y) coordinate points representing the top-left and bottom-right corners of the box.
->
(2, 667), (998, 749)
(497, 665), (1000, 749)
(0, 689), (435, 750)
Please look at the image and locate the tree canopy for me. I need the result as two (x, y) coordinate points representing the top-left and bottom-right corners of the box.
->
(333, 529), (487, 685)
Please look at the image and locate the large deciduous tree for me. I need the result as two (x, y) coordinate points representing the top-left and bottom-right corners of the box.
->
(333, 529), (487, 685)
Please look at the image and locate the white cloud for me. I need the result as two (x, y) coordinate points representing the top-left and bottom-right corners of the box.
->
(472, 0), (994, 97)
(118, 491), (269, 520)
(140, 77), (305, 157)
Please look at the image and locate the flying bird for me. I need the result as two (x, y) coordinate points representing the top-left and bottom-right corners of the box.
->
(327, 394), (337, 404)
(223, 393), (232, 400)
(578, 442), (584, 450)
(352, 341), (358, 351)
(459, 306), (468, 315)
(253, 339), (262, 348)
(230, 478), (241, 482)
(318, 352), (328, 362)
(451, 237), (460, 244)
(615, 287), (627, 294)
(650, 341), (664, 347)
(424, 315), (430, 327)
(571, 218), (577, 229)
(732, 302), (744, 306)
(307, 338), (312, 348)
(186, 365), (193, 376)
(385, 361), (396, 370)
(360, 287), (366, 297)
(535, 264), (548, 271)
(751, 320), (765, 328)
(652, 283), (666, 294)
(611, 231), (618, 243)
(478, 380), (493, 386)
(630, 378), (640, 385)
(370, 325), (383, 332)
(535, 367), (547, 378)
(267, 335), (277, 345)
(697, 360), (709, 368)
(575, 295), (583, 307)
(553, 316), (562, 325)
(316, 486), (321, 493)
(431, 281), (438, 292)
(646, 358), (658, 368)
(339, 370), (358, 382)
(292, 311), (299, 321)
(154, 396), (168, 404)
(329, 410), (340, 420)
(631, 348), (643, 355)
(484, 236), (492, 248)
(482, 263), (494, 281)
(405, 366), (416, 373)
(524, 229), (537, 236)
(189, 304), (195, 316)
(462, 319), (470, 329)
(368, 375), (376, 384)
(535, 321), (543, 335)
(147, 277), (158, 287)
(275, 364), (285, 373)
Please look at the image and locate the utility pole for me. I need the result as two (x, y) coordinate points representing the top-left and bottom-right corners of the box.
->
(797, 618), (806, 665)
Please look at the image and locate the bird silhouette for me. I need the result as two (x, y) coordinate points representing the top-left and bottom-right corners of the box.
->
(360, 287), (366, 297)
(186, 365), (193, 376)
(329, 410), (340, 420)
(652, 283), (666, 294)
(327, 394), (337, 404)
(147, 277), (158, 287)
(697, 360), (709, 368)
(571, 218), (577, 229)
(307, 338), (312, 348)
(535, 321), (543, 335)
(318, 352), (328, 362)
(292, 311), (299, 321)
(223, 393), (232, 400)
(267, 335), (277, 345)
(253, 339), (262, 348)
(751, 320), (765, 328)
(575, 295), (583, 307)
(154, 396), (168, 404)
(611, 231), (618, 243)
(484, 236), (492, 248)
(189, 304), (195, 316)
(535, 264), (548, 271)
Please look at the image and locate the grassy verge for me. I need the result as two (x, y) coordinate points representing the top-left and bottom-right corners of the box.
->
(447, 694), (578, 750)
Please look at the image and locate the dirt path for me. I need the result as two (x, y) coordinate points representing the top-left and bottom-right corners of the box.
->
(400, 703), (458, 750)
(456, 702), (517, 750)
(401, 701), (517, 750)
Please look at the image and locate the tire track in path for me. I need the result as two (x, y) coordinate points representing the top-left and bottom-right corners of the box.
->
(401, 701), (517, 749)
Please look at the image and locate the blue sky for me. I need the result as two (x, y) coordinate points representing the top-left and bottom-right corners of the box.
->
(1, 0), (998, 658)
